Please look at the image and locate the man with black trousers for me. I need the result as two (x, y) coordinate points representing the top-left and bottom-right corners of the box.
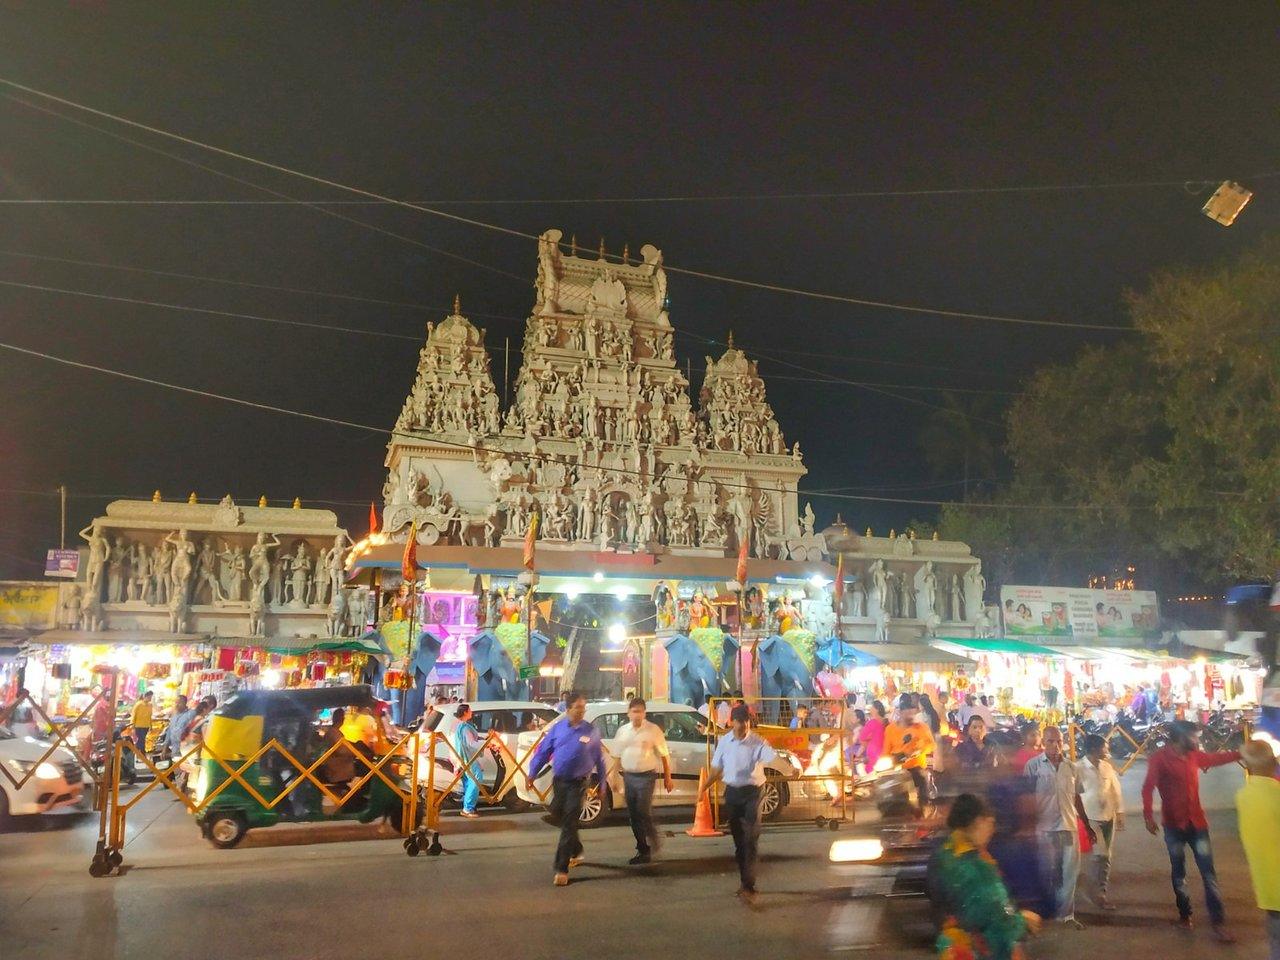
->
(611, 697), (674, 864)
(526, 691), (608, 887)
(699, 703), (777, 904)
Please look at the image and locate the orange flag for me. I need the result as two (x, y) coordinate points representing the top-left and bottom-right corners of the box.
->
(401, 522), (418, 584)
(523, 512), (539, 571)
(735, 529), (749, 586)
(368, 502), (379, 536)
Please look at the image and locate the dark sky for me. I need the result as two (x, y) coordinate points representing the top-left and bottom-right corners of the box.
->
(1, 2), (1278, 579)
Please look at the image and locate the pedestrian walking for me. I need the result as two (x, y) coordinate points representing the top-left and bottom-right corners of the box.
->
(883, 694), (936, 813)
(699, 703), (776, 904)
(1023, 725), (1095, 928)
(130, 691), (154, 757)
(859, 699), (887, 771)
(928, 792), (1041, 960)
(1236, 740), (1280, 960)
(526, 691), (607, 887)
(453, 703), (485, 819)
(612, 697), (674, 864)
(1012, 724), (1042, 771)
(166, 695), (196, 759)
(1142, 720), (1241, 942)
(1076, 733), (1123, 910)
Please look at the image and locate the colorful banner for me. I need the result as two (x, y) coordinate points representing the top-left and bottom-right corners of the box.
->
(1000, 585), (1159, 640)
(0, 582), (60, 629)
(44, 550), (80, 578)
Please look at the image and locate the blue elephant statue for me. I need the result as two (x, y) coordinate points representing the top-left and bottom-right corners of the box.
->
(370, 630), (442, 724)
(756, 634), (815, 723)
(663, 632), (739, 708)
(469, 630), (552, 701)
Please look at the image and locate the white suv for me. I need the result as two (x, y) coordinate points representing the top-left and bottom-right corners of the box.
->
(0, 723), (94, 828)
(513, 702), (801, 826)
(420, 701), (559, 810)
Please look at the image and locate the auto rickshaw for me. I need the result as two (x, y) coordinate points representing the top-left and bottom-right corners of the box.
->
(193, 685), (423, 849)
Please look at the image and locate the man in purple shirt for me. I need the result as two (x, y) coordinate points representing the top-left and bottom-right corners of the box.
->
(526, 691), (608, 886)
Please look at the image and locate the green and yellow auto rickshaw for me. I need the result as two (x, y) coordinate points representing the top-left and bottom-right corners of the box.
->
(193, 685), (420, 849)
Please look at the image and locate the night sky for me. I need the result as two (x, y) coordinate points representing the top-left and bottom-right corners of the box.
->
(1, 3), (1278, 579)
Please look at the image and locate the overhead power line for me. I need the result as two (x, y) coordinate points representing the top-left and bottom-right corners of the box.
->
(3, 172), (1277, 205)
(0, 279), (423, 341)
(0, 337), (1224, 514)
(0, 80), (1130, 333)
(0, 249), (438, 313)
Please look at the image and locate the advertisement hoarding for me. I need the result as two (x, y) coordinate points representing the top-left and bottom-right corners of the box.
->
(1000, 585), (1159, 641)
(44, 549), (79, 578)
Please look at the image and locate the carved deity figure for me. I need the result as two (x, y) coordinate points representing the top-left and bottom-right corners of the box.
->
(195, 538), (224, 605)
(79, 524), (110, 600)
(914, 561), (938, 621)
(288, 544), (312, 607)
(248, 533), (281, 608)
(219, 542), (247, 602)
(949, 573), (964, 622)
(963, 562), (986, 624)
(107, 537), (128, 603)
(801, 502), (816, 538)
(165, 529), (196, 604)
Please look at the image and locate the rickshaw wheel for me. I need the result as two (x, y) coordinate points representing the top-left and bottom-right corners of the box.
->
(828, 819), (840, 832)
(207, 810), (248, 849)
(815, 816), (828, 828)
(107, 850), (124, 868)
(427, 833), (443, 856)
(404, 837), (421, 857)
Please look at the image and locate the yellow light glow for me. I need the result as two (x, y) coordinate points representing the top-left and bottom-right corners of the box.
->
(829, 838), (883, 863)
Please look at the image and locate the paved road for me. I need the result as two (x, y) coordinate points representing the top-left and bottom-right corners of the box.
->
(0, 764), (1270, 959)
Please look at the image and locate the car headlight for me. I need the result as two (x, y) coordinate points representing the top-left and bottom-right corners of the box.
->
(7, 759), (62, 780)
(829, 838), (884, 863)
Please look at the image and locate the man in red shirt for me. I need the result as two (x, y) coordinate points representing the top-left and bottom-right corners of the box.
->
(1141, 720), (1241, 942)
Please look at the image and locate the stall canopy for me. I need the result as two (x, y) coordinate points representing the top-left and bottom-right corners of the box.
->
(817, 637), (882, 668)
(935, 637), (1061, 657)
(849, 642), (975, 667)
(209, 633), (389, 657)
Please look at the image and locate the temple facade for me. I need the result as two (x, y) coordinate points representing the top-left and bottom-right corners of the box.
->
(379, 229), (824, 563)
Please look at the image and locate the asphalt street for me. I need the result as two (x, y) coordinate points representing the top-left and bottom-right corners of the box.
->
(0, 764), (1270, 960)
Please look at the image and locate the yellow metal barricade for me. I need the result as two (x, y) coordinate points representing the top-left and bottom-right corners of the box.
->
(1066, 720), (1159, 776)
(0, 676), (119, 876)
(95, 728), (426, 875)
(705, 697), (852, 831)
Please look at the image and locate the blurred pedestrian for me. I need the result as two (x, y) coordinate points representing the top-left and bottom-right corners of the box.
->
(1024, 726), (1095, 928)
(1012, 725), (1042, 770)
(929, 792), (1041, 960)
(1236, 740), (1280, 959)
(526, 691), (607, 887)
(883, 694), (936, 813)
(130, 691), (154, 756)
(859, 699), (887, 771)
(954, 716), (998, 771)
(1077, 734), (1123, 910)
(612, 697), (673, 864)
(700, 703), (776, 904)
(453, 703), (484, 819)
(1141, 719), (1240, 942)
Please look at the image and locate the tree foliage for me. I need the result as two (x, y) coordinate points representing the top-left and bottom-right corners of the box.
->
(939, 239), (1280, 590)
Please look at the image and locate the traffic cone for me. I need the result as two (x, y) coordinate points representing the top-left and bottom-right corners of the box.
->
(686, 768), (724, 837)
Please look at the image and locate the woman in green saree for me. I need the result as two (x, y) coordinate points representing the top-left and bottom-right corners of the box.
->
(929, 794), (1041, 960)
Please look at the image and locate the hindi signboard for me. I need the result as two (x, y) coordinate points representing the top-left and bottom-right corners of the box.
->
(1000, 585), (1159, 641)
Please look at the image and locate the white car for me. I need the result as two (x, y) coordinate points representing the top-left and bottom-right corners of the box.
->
(420, 701), (559, 810)
(0, 723), (94, 828)
(513, 702), (802, 826)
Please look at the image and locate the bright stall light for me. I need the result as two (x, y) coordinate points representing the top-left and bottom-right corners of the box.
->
(35, 762), (61, 781)
(263, 670), (283, 689)
(872, 755), (894, 773)
(593, 571), (605, 583)
(612, 586), (632, 601)
(809, 574), (830, 588)
(563, 584), (582, 600)
(607, 623), (626, 647)
(829, 838), (883, 863)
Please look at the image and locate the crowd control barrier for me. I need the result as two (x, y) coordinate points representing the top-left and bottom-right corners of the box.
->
(0, 675), (118, 873)
(704, 697), (853, 831)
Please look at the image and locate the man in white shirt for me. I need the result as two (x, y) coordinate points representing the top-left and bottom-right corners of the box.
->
(957, 695), (979, 730)
(1024, 725), (1097, 927)
(1076, 733), (1124, 910)
(974, 695), (996, 730)
(611, 697), (674, 864)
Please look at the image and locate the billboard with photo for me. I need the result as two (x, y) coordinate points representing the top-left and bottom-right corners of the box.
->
(1000, 585), (1160, 641)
